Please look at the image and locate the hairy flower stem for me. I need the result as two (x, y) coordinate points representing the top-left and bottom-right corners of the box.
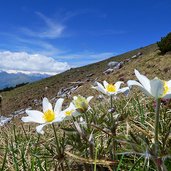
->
(52, 124), (61, 156)
(110, 95), (114, 122)
(52, 124), (65, 171)
(110, 95), (113, 108)
(154, 98), (164, 171)
(154, 98), (161, 157)
(110, 95), (117, 171)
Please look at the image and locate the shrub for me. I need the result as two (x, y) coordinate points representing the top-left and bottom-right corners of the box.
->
(157, 32), (171, 54)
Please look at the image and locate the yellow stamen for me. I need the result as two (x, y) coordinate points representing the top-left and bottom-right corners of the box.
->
(106, 84), (116, 92)
(65, 110), (74, 116)
(163, 81), (169, 96)
(43, 110), (55, 122)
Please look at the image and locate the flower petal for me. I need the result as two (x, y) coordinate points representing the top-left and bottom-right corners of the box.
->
(163, 93), (171, 99)
(43, 97), (52, 113)
(106, 92), (112, 96)
(21, 116), (33, 123)
(64, 110), (80, 120)
(25, 110), (45, 123)
(93, 82), (106, 94)
(36, 124), (47, 134)
(127, 80), (143, 88)
(62, 102), (80, 120)
(150, 79), (164, 98)
(103, 80), (109, 89)
(68, 102), (76, 110)
(62, 103), (75, 114)
(127, 80), (152, 97)
(118, 87), (129, 93)
(54, 98), (64, 115)
(72, 111), (81, 117)
(167, 80), (171, 87)
(87, 96), (93, 103)
(134, 69), (151, 92)
(166, 80), (171, 94)
(114, 81), (123, 91)
(53, 112), (65, 123)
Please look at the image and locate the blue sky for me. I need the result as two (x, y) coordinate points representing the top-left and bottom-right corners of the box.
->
(0, 0), (171, 74)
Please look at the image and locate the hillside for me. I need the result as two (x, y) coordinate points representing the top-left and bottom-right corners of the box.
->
(1, 43), (171, 117)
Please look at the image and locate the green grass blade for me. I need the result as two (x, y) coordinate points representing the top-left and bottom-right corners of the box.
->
(116, 154), (124, 171)
(1, 145), (8, 171)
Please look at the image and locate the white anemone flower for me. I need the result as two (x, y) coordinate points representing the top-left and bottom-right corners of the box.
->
(127, 69), (171, 99)
(92, 80), (129, 96)
(21, 97), (66, 134)
(72, 95), (93, 113)
(62, 102), (80, 119)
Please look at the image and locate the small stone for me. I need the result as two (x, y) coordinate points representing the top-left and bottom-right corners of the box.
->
(107, 61), (119, 69)
(96, 95), (104, 100)
(103, 68), (114, 75)
(108, 108), (115, 113)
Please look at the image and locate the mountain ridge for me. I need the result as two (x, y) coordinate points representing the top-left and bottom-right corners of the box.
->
(0, 70), (52, 90)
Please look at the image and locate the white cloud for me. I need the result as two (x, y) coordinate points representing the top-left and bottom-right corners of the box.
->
(0, 51), (70, 75)
(0, 32), (64, 56)
(58, 51), (117, 67)
(60, 52), (116, 60)
(21, 12), (65, 39)
(16, 37), (62, 56)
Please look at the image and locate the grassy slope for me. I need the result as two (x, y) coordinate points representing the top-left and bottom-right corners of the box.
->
(1, 43), (171, 116)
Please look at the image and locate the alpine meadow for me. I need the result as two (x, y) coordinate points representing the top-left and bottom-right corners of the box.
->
(1, 35), (171, 170)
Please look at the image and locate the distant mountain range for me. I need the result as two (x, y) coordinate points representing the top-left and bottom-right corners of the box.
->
(0, 70), (51, 90)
